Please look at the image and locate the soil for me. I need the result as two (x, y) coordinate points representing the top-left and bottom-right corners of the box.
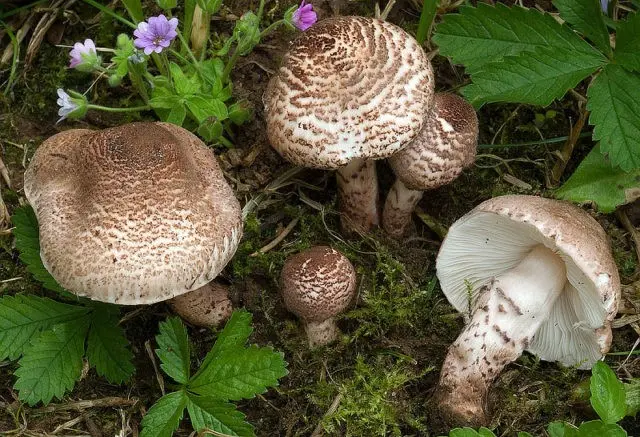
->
(0, 0), (639, 436)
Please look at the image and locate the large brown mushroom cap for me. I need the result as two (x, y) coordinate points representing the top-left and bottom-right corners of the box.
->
(437, 195), (620, 367)
(264, 16), (435, 169)
(389, 93), (478, 191)
(24, 122), (242, 305)
(281, 246), (356, 322)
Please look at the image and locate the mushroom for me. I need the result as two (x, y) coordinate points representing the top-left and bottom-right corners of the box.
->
(434, 195), (620, 426)
(23, 122), (242, 309)
(281, 246), (357, 347)
(169, 282), (233, 327)
(264, 16), (434, 234)
(382, 93), (478, 238)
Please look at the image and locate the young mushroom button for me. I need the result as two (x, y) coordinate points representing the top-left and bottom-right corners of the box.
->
(23, 122), (243, 306)
(383, 93), (478, 238)
(281, 246), (357, 347)
(433, 195), (620, 427)
(264, 16), (434, 234)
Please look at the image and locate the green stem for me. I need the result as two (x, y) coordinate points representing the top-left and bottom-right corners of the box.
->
(176, 29), (200, 67)
(88, 104), (151, 112)
(416, 0), (439, 46)
(260, 20), (285, 38)
(477, 132), (592, 149)
(222, 49), (241, 83)
(81, 0), (136, 28)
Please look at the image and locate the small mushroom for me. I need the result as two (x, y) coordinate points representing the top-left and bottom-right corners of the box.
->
(264, 16), (434, 234)
(169, 282), (233, 327)
(434, 195), (620, 426)
(23, 122), (242, 305)
(383, 93), (478, 238)
(281, 246), (357, 347)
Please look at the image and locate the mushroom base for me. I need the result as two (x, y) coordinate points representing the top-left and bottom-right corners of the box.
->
(382, 179), (423, 238)
(305, 318), (340, 348)
(435, 245), (567, 426)
(336, 158), (379, 234)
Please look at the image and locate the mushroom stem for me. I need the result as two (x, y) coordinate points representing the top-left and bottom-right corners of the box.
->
(336, 158), (379, 234)
(382, 179), (423, 238)
(436, 245), (567, 426)
(304, 318), (339, 348)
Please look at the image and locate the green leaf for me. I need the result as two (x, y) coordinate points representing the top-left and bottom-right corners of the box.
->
(478, 428), (496, 437)
(614, 12), (640, 72)
(433, 3), (599, 73)
(518, 433), (533, 437)
(140, 390), (188, 437)
(547, 421), (579, 437)
(625, 379), (640, 417)
(193, 310), (253, 381)
(198, 119), (224, 142)
(86, 304), (134, 384)
(555, 145), (640, 212)
(12, 206), (70, 295)
(185, 95), (228, 123)
(112, 34), (135, 79)
(170, 62), (199, 96)
(0, 295), (88, 360)
(577, 420), (627, 436)
(166, 104), (187, 126)
(553, 0), (611, 55)
(463, 46), (605, 106)
(149, 94), (182, 109)
(188, 345), (287, 401)
(587, 63), (640, 170)
(14, 317), (90, 405)
(156, 317), (191, 385)
(186, 394), (254, 436)
(590, 361), (626, 423)
(448, 429), (483, 437)
(228, 102), (252, 125)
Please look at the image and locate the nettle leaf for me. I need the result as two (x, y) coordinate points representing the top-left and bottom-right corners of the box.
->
(193, 310), (253, 381)
(186, 394), (254, 436)
(577, 421), (627, 436)
(590, 361), (626, 424)
(0, 295), (88, 360)
(463, 46), (605, 107)
(86, 303), (134, 384)
(587, 64), (640, 171)
(553, 0), (611, 55)
(156, 317), (191, 385)
(433, 3), (598, 73)
(140, 390), (189, 437)
(624, 379), (640, 417)
(555, 145), (640, 212)
(14, 317), (90, 405)
(614, 12), (640, 72)
(12, 206), (70, 296)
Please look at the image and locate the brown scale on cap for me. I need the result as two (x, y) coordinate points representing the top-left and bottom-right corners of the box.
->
(281, 246), (357, 347)
(383, 93), (478, 238)
(264, 16), (434, 235)
(169, 282), (233, 327)
(24, 122), (242, 305)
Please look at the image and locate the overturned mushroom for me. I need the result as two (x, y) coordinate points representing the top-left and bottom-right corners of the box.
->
(434, 195), (620, 426)
(383, 93), (478, 238)
(23, 122), (242, 306)
(281, 246), (357, 347)
(264, 16), (434, 234)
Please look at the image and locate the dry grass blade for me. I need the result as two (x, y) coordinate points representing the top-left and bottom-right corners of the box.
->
(25, 0), (76, 67)
(37, 397), (138, 413)
(1, 14), (35, 67)
(250, 216), (299, 256)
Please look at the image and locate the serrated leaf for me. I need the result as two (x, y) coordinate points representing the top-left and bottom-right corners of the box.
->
(185, 95), (228, 123)
(0, 295), (88, 361)
(140, 390), (188, 437)
(86, 304), (134, 384)
(553, 0), (611, 55)
(624, 379), (640, 416)
(448, 429), (483, 437)
(14, 317), (90, 405)
(156, 317), (191, 385)
(614, 12), (640, 72)
(555, 145), (640, 212)
(193, 310), (253, 381)
(170, 62), (199, 96)
(463, 46), (605, 106)
(433, 3), (599, 73)
(187, 394), (254, 436)
(590, 361), (626, 423)
(577, 420), (627, 436)
(188, 345), (287, 401)
(587, 64), (640, 170)
(12, 206), (70, 296)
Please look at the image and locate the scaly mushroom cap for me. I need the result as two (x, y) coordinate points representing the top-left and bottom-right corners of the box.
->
(264, 16), (435, 169)
(281, 246), (357, 321)
(169, 282), (233, 327)
(436, 195), (620, 368)
(24, 122), (242, 305)
(389, 93), (478, 191)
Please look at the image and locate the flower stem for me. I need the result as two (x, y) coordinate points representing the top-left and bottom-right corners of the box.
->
(260, 20), (285, 38)
(88, 104), (151, 112)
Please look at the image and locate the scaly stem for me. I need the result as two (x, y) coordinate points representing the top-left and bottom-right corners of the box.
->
(382, 179), (423, 238)
(336, 158), (379, 234)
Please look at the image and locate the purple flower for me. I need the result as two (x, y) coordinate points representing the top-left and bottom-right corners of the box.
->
(600, 0), (608, 13)
(292, 0), (317, 31)
(69, 39), (100, 70)
(56, 89), (87, 123)
(133, 15), (178, 55)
